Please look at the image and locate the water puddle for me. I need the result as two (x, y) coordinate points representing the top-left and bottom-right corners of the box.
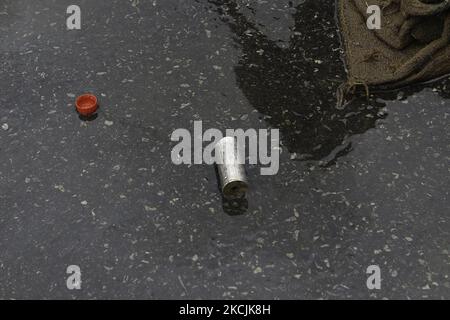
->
(208, 0), (449, 166)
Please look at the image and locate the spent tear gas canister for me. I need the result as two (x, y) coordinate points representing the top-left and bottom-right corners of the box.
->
(215, 136), (248, 199)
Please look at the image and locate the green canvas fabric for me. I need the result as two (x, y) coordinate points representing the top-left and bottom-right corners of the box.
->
(338, 0), (450, 98)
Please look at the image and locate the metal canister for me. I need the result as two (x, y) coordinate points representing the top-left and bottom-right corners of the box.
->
(215, 136), (248, 199)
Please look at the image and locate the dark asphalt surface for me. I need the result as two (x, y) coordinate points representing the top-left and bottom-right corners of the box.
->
(0, 0), (449, 299)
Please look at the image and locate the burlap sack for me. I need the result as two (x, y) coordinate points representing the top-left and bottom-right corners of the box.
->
(338, 0), (450, 100)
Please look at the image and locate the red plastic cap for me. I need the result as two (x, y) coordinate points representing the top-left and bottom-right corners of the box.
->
(76, 94), (98, 116)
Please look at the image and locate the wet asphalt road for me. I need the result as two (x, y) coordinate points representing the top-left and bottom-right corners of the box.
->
(0, 0), (449, 299)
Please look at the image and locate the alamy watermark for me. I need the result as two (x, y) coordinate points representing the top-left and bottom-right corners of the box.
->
(367, 5), (381, 30)
(366, 265), (381, 290)
(66, 5), (81, 30)
(66, 265), (82, 290)
(171, 121), (280, 175)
